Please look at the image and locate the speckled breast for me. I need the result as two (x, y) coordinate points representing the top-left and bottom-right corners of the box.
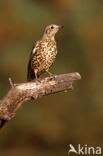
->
(35, 39), (57, 74)
(41, 39), (57, 69)
(31, 39), (57, 76)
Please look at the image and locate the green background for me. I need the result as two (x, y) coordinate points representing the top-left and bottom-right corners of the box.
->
(0, 0), (103, 155)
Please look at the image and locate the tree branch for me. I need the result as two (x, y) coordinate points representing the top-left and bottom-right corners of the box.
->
(0, 72), (81, 129)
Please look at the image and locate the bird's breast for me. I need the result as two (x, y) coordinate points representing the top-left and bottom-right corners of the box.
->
(41, 40), (57, 66)
(32, 39), (57, 74)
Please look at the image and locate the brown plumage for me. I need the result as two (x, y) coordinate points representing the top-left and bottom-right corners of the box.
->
(27, 24), (63, 81)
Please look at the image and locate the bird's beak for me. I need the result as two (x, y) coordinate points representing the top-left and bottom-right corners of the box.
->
(59, 25), (64, 29)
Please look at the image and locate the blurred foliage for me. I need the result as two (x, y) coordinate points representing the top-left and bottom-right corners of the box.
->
(0, 0), (103, 156)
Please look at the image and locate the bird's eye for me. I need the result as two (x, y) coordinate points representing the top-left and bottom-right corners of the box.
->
(51, 26), (54, 29)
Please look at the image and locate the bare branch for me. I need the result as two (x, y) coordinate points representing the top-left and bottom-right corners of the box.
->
(0, 72), (81, 128)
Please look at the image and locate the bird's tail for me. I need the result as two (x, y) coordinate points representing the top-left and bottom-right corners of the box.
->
(27, 56), (36, 81)
(27, 67), (36, 81)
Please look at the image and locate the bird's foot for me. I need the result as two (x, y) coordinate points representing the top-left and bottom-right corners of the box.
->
(31, 77), (41, 83)
(48, 73), (57, 80)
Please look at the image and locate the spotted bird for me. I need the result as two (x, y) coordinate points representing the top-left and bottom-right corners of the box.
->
(27, 24), (63, 81)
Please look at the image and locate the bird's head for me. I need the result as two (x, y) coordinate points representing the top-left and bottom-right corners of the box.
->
(42, 24), (64, 40)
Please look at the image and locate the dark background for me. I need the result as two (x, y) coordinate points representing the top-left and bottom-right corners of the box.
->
(0, 0), (103, 155)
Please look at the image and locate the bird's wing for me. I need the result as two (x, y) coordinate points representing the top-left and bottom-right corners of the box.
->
(27, 41), (39, 81)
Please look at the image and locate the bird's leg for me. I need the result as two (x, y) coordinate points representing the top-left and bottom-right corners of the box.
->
(34, 69), (41, 82)
(46, 70), (53, 77)
(34, 69), (38, 79)
(46, 70), (56, 80)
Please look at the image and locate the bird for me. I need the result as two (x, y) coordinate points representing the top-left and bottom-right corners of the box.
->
(27, 24), (64, 81)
